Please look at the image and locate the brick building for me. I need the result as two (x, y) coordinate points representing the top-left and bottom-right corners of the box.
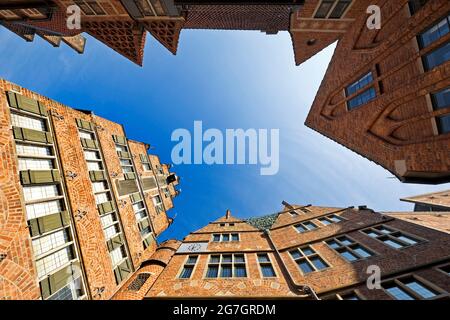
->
(113, 201), (450, 300)
(303, 0), (450, 184)
(0, 78), (180, 300)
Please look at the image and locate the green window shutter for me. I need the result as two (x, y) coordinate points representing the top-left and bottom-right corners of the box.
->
(124, 172), (136, 180)
(117, 151), (130, 159)
(20, 170), (60, 185)
(13, 127), (52, 144)
(139, 154), (149, 163)
(39, 278), (51, 299)
(97, 201), (114, 215)
(107, 234), (124, 252)
(76, 119), (94, 131)
(113, 135), (127, 145)
(138, 218), (150, 231)
(130, 192), (142, 203)
(7, 92), (47, 116)
(81, 138), (98, 149)
(119, 259), (132, 279)
(142, 177), (157, 190)
(28, 211), (69, 237)
(47, 260), (77, 297)
(89, 170), (106, 182)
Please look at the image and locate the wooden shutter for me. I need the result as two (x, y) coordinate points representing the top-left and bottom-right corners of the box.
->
(20, 170), (60, 185)
(124, 172), (136, 180)
(130, 192), (142, 203)
(138, 218), (150, 231)
(117, 180), (139, 196)
(118, 259), (132, 279)
(143, 234), (154, 249)
(76, 118), (94, 131)
(7, 92), (47, 116)
(97, 201), (114, 215)
(29, 211), (70, 237)
(89, 170), (106, 182)
(13, 127), (52, 144)
(80, 138), (98, 149)
(40, 261), (79, 299)
(112, 135), (127, 145)
(142, 177), (157, 190)
(107, 233), (124, 252)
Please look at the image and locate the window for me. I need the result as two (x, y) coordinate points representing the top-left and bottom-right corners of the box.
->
(11, 113), (46, 131)
(258, 253), (276, 278)
(78, 130), (94, 140)
(110, 246), (126, 266)
(35, 245), (74, 278)
(315, 0), (351, 19)
(418, 15), (450, 71)
(179, 255), (198, 279)
(32, 229), (70, 257)
(382, 277), (441, 300)
(318, 214), (344, 226)
(16, 143), (52, 157)
(290, 246), (329, 274)
(18, 158), (53, 171)
(294, 220), (318, 233)
(92, 181), (108, 193)
(152, 195), (164, 213)
(120, 159), (132, 166)
(87, 161), (102, 171)
(326, 236), (374, 262)
(206, 254), (246, 278)
(25, 200), (63, 220)
(345, 72), (376, 110)
(84, 150), (100, 161)
(212, 233), (239, 242)
(289, 211), (299, 217)
(74, 0), (106, 15)
(338, 291), (363, 300)
(104, 224), (120, 240)
(143, 163), (151, 171)
(100, 213), (117, 229)
(95, 192), (109, 205)
(363, 225), (421, 249)
(23, 185), (60, 202)
(431, 88), (450, 134)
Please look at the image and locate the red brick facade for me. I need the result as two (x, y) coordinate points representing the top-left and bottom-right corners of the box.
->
(303, 0), (450, 184)
(119, 204), (450, 300)
(0, 79), (179, 300)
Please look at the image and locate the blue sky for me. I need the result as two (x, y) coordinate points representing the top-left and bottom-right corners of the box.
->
(1, 28), (448, 242)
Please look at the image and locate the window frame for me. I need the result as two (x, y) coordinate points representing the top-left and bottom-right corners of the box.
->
(381, 274), (448, 300)
(257, 253), (278, 278)
(361, 225), (424, 250)
(204, 254), (248, 279)
(289, 245), (330, 275)
(325, 235), (375, 262)
(178, 255), (199, 279)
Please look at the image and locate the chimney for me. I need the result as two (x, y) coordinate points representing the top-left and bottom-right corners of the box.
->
(225, 209), (231, 220)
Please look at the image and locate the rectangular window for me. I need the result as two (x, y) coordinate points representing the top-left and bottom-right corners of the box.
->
(329, 0), (352, 19)
(16, 143), (52, 157)
(104, 224), (120, 240)
(78, 130), (94, 140)
(95, 192), (109, 205)
(179, 255), (198, 279)
(438, 265), (450, 276)
(212, 233), (239, 242)
(418, 15), (450, 71)
(363, 225), (421, 249)
(23, 185), (60, 202)
(84, 150), (100, 161)
(143, 163), (151, 171)
(318, 214), (344, 226)
(100, 213), (117, 229)
(92, 181), (108, 193)
(110, 246), (126, 266)
(315, 0), (335, 19)
(289, 210), (299, 217)
(290, 246), (329, 274)
(326, 236), (374, 262)
(338, 291), (363, 300)
(295, 220), (318, 233)
(258, 253), (276, 278)
(382, 277), (441, 300)
(32, 229), (70, 257)
(431, 88), (450, 134)
(18, 158), (53, 171)
(408, 0), (430, 15)
(206, 254), (247, 278)
(87, 161), (103, 171)
(35, 245), (74, 278)
(345, 72), (376, 110)
(25, 199), (63, 220)
(11, 113), (46, 131)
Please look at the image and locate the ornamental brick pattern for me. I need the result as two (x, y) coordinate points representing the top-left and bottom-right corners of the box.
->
(131, 204), (450, 300)
(304, 0), (450, 184)
(0, 79), (179, 300)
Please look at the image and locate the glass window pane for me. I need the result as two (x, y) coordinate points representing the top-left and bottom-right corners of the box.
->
(234, 266), (246, 277)
(206, 266), (218, 278)
(338, 237), (353, 246)
(432, 88), (450, 109)
(436, 115), (450, 134)
(179, 266), (193, 279)
(187, 256), (198, 264)
(419, 17), (450, 48)
(298, 260), (314, 274)
(234, 255), (245, 263)
(423, 43), (450, 70)
(404, 280), (437, 299)
(220, 265), (232, 278)
(311, 257), (328, 270)
(329, 215), (343, 223)
(213, 234), (220, 242)
(329, 0), (351, 19)
(222, 234), (230, 241)
(301, 247), (315, 256)
(210, 255), (220, 263)
(296, 224), (307, 233)
(304, 222), (317, 230)
(261, 265), (276, 277)
(353, 246), (372, 258)
(222, 255), (232, 263)
(326, 240), (340, 249)
(397, 235), (418, 246)
(258, 254), (270, 262)
(319, 218), (331, 226)
(340, 250), (359, 262)
(231, 234), (239, 241)
(385, 286), (415, 300)
(383, 238), (405, 249)
(289, 251), (302, 260)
